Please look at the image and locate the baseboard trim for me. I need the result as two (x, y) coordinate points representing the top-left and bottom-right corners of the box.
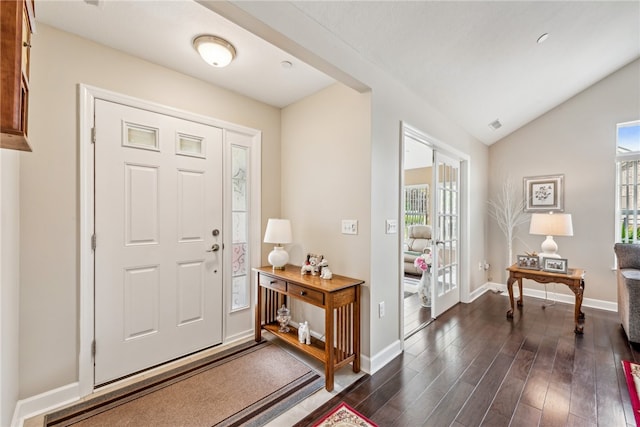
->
(486, 281), (617, 312)
(368, 339), (402, 375)
(12, 382), (80, 427)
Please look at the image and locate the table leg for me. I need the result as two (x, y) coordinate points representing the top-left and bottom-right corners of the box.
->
(506, 275), (516, 318)
(572, 279), (585, 334)
(325, 301), (335, 391)
(516, 278), (524, 308)
(255, 282), (262, 342)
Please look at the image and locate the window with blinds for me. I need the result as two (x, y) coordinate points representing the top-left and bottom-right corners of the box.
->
(404, 184), (429, 235)
(617, 120), (640, 243)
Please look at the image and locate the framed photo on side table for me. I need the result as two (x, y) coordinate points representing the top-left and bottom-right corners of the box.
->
(517, 255), (540, 270)
(523, 174), (564, 212)
(542, 258), (568, 274)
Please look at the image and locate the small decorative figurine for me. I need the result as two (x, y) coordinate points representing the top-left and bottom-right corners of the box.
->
(320, 267), (333, 279)
(298, 321), (310, 344)
(301, 253), (324, 275)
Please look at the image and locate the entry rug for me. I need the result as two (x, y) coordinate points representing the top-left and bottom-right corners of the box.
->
(622, 360), (640, 426)
(45, 341), (323, 427)
(312, 402), (378, 427)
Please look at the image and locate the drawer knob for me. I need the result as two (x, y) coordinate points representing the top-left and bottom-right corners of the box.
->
(300, 291), (307, 296)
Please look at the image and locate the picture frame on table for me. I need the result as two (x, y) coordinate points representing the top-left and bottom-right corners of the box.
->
(523, 174), (564, 212)
(542, 258), (568, 274)
(517, 255), (540, 270)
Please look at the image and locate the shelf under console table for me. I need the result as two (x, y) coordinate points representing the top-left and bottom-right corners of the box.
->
(254, 265), (363, 391)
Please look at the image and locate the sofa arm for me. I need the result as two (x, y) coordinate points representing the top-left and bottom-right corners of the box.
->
(619, 268), (640, 342)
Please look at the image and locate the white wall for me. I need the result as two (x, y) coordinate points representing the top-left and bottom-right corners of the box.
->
(20, 24), (282, 399)
(0, 149), (20, 427)
(488, 59), (640, 302)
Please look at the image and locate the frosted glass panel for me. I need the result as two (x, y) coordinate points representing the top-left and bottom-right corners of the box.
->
(125, 123), (158, 150)
(231, 275), (249, 310)
(231, 144), (250, 311)
(177, 133), (204, 158)
(232, 212), (247, 243)
(232, 146), (248, 211)
(232, 243), (247, 276)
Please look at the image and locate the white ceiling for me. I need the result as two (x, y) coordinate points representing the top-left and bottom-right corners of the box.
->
(35, 0), (335, 108)
(36, 1), (640, 145)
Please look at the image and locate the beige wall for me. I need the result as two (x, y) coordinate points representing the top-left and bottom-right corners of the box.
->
(1, 149), (21, 427)
(488, 59), (640, 301)
(280, 83), (372, 352)
(405, 167), (432, 187)
(20, 24), (281, 398)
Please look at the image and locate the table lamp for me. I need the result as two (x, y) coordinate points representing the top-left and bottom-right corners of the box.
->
(529, 212), (573, 259)
(263, 218), (292, 270)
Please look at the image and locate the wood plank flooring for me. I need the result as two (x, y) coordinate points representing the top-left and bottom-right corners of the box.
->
(404, 290), (432, 337)
(295, 292), (638, 426)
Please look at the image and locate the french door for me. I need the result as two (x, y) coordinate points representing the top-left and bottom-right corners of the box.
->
(94, 99), (223, 384)
(431, 151), (460, 317)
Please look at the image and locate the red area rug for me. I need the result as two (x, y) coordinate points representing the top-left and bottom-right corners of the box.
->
(312, 402), (378, 427)
(622, 360), (640, 426)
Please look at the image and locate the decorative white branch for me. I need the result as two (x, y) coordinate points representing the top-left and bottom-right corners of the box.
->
(488, 177), (529, 269)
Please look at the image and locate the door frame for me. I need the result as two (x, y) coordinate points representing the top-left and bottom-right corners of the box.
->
(399, 122), (470, 334)
(78, 84), (261, 396)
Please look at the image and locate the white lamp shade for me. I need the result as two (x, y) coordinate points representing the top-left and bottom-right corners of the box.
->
(529, 213), (573, 259)
(193, 35), (236, 68)
(263, 219), (292, 244)
(529, 213), (573, 236)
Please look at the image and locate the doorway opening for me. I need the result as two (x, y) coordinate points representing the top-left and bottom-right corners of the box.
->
(401, 122), (467, 340)
(402, 137), (434, 338)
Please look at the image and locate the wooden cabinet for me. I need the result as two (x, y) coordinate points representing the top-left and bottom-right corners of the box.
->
(254, 265), (363, 391)
(1, 0), (35, 151)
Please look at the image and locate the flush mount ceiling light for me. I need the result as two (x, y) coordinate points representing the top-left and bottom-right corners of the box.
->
(193, 35), (236, 68)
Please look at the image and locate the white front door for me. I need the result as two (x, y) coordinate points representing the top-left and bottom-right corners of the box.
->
(94, 99), (223, 385)
(431, 151), (460, 317)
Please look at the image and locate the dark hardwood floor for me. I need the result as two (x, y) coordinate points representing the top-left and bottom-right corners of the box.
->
(404, 288), (432, 337)
(295, 291), (638, 426)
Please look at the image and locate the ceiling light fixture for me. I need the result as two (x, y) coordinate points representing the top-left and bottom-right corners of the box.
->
(537, 33), (550, 44)
(193, 35), (236, 68)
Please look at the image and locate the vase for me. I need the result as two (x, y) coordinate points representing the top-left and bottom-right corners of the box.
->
(276, 305), (291, 333)
(418, 270), (431, 308)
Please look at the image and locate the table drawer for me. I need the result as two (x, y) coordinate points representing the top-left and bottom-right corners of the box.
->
(288, 283), (324, 306)
(259, 274), (286, 292)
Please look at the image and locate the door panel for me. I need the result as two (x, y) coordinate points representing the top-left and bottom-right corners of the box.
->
(431, 151), (460, 317)
(94, 99), (223, 385)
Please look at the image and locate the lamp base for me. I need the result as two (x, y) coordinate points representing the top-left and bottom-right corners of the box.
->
(268, 246), (289, 270)
(538, 236), (561, 261)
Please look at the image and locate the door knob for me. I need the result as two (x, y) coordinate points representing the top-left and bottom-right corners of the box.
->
(207, 244), (220, 252)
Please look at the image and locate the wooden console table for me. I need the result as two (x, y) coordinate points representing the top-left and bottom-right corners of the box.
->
(254, 265), (363, 391)
(506, 264), (586, 334)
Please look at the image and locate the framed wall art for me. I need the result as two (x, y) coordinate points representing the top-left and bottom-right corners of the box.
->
(523, 174), (564, 212)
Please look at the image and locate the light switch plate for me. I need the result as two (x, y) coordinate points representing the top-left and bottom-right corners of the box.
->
(341, 219), (358, 235)
(385, 220), (397, 234)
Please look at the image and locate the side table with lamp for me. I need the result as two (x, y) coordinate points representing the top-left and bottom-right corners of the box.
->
(256, 218), (363, 391)
(506, 212), (586, 334)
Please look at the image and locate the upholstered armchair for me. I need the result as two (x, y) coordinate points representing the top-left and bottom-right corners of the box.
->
(403, 225), (432, 276)
(614, 243), (640, 343)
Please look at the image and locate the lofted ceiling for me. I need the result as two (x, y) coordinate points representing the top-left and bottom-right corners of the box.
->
(36, 1), (640, 145)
